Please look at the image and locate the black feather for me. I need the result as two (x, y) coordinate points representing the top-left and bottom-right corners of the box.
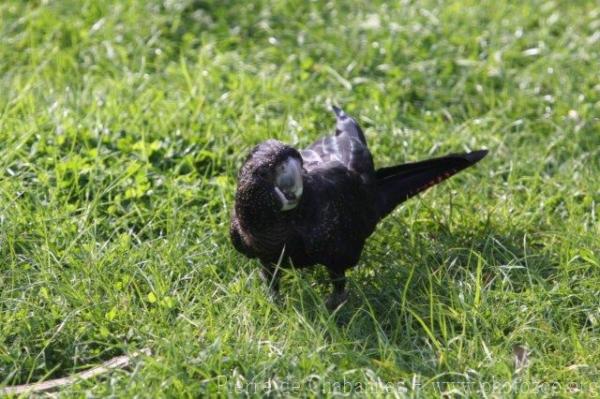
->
(375, 150), (488, 217)
(230, 108), (488, 308)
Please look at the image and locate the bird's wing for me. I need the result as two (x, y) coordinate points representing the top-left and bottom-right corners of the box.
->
(332, 105), (367, 145)
(300, 107), (375, 181)
(295, 164), (375, 266)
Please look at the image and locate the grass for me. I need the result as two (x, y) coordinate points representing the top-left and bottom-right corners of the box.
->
(0, 0), (598, 397)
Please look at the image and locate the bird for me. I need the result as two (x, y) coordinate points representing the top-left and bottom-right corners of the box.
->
(230, 106), (488, 309)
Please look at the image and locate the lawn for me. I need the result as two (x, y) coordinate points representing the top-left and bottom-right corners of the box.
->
(0, 0), (598, 397)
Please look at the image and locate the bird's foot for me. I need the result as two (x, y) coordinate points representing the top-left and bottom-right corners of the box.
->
(260, 278), (282, 305)
(259, 267), (282, 304)
(325, 290), (349, 311)
(266, 290), (283, 305)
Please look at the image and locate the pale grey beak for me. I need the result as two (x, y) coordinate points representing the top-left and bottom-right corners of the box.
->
(275, 157), (303, 211)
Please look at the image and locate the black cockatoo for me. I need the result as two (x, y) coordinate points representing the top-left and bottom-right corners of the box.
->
(230, 107), (487, 309)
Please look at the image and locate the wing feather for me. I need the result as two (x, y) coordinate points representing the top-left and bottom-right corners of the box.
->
(301, 108), (375, 183)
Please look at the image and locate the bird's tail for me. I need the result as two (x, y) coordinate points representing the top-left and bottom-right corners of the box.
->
(375, 150), (488, 218)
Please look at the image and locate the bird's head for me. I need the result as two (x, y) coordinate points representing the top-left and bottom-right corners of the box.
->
(235, 140), (304, 214)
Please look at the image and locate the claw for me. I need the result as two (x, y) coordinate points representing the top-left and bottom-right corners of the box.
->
(326, 290), (349, 311)
(266, 289), (283, 305)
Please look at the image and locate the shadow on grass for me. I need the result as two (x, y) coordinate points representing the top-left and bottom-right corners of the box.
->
(286, 218), (557, 374)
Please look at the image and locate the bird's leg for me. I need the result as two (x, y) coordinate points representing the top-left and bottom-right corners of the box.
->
(326, 269), (348, 310)
(260, 263), (281, 303)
